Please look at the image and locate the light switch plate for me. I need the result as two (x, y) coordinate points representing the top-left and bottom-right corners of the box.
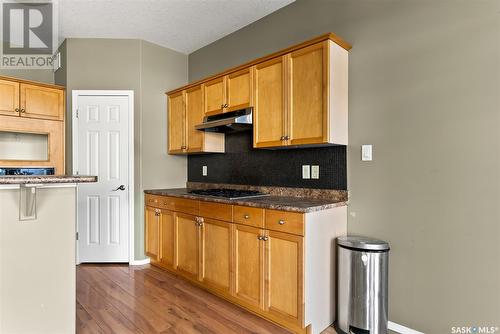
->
(202, 166), (208, 176)
(302, 165), (310, 179)
(311, 165), (319, 179)
(362, 145), (373, 161)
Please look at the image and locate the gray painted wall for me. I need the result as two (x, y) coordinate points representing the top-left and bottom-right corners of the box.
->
(0, 69), (54, 84)
(188, 0), (500, 332)
(55, 38), (188, 260)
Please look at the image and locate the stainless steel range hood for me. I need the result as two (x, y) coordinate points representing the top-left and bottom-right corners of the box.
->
(195, 108), (252, 133)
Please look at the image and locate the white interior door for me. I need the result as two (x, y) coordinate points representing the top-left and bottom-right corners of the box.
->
(76, 94), (131, 262)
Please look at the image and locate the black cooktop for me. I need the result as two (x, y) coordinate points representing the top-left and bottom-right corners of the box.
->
(188, 188), (268, 200)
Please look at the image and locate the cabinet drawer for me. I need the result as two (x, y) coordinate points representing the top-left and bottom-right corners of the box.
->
(265, 210), (304, 236)
(169, 197), (199, 215)
(199, 201), (232, 222)
(233, 205), (264, 228)
(145, 194), (163, 208)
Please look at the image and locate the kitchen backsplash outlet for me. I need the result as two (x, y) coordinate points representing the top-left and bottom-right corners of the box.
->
(188, 131), (346, 190)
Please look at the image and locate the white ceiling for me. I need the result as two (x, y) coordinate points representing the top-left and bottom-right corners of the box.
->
(58, 0), (295, 54)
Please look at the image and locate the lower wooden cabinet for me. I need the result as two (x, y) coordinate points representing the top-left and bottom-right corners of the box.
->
(145, 196), (346, 334)
(175, 213), (200, 280)
(200, 218), (232, 293)
(159, 209), (175, 269)
(233, 224), (265, 309)
(265, 230), (304, 326)
(145, 206), (160, 261)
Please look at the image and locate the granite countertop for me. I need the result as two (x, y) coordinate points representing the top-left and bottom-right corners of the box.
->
(0, 175), (97, 184)
(145, 188), (347, 213)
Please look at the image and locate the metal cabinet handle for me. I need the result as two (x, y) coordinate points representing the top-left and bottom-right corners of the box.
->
(15, 108), (20, 113)
(257, 235), (269, 241)
(244, 214), (250, 219)
(257, 235), (263, 240)
(278, 220), (285, 225)
(280, 136), (285, 141)
(284, 135), (290, 140)
(20, 109), (26, 113)
(262, 236), (269, 241)
(224, 103), (229, 108)
(113, 185), (126, 191)
(181, 145), (187, 150)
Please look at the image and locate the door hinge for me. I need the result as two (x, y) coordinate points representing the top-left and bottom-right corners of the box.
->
(76, 109), (79, 118)
(76, 232), (79, 240)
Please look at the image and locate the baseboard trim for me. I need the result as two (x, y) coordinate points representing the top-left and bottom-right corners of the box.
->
(389, 321), (425, 334)
(129, 258), (150, 266)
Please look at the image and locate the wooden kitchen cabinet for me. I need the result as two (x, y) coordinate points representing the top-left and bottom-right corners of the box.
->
(253, 57), (287, 148)
(159, 209), (176, 269)
(144, 192), (347, 334)
(254, 41), (348, 148)
(167, 91), (186, 154)
(20, 83), (64, 121)
(0, 79), (20, 117)
(203, 77), (225, 115)
(167, 85), (224, 155)
(203, 68), (253, 116)
(200, 218), (232, 294)
(265, 230), (304, 326)
(145, 206), (160, 261)
(226, 67), (253, 112)
(175, 212), (200, 280)
(233, 224), (265, 309)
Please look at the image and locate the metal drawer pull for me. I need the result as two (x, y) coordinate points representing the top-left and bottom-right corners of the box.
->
(244, 214), (250, 219)
(278, 220), (285, 225)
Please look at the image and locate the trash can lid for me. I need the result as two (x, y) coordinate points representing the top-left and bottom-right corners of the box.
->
(338, 236), (390, 251)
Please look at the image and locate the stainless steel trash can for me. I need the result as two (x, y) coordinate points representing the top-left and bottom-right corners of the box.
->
(337, 236), (390, 334)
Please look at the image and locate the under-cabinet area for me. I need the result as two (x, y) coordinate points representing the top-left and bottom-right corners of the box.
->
(144, 192), (347, 334)
(166, 34), (350, 154)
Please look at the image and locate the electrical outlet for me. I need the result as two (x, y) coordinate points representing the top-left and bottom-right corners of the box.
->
(302, 165), (310, 179)
(202, 166), (208, 176)
(311, 165), (319, 179)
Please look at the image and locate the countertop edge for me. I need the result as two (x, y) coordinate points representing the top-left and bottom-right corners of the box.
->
(144, 189), (347, 213)
(0, 175), (98, 185)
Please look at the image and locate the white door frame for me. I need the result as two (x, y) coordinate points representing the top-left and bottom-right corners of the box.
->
(72, 90), (136, 264)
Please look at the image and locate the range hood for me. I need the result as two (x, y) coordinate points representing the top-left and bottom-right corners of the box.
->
(195, 108), (252, 133)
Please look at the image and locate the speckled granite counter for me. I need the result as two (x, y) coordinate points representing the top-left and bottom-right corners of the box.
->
(144, 188), (347, 213)
(0, 175), (97, 184)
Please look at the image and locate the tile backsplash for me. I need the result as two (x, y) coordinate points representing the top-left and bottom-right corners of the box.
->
(187, 131), (346, 190)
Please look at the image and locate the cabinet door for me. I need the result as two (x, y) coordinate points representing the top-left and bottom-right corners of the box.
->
(288, 42), (328, 145)
(159, 209), (176, 269)
(167, 91), (186, 154)
(200, 218), (232, 294)
(145, 206), (160, 261)
(265, 230), (304, 325)
(226, 68), (252, 112)
(185, 85), (204, 153)
(253, 57), (286, 148)
(0, 79), (20, 117)
(175, 213), (200, 280)
(203, 77), (225, 115)
(233, 224), (265, 309)
(20, 83), (64, 121)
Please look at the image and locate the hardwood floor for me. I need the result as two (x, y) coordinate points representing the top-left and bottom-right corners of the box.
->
(76, 264), (338, 334)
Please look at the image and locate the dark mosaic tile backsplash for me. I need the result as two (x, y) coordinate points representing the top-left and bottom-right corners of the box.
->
(187, 131), (346, 190)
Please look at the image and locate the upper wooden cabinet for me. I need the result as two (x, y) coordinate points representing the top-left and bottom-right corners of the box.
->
(20, 84), (64, 121)
(253, 57), (287, 148)
(167, 85), (224, 155)
(0, 79), (20, 117)
(255, 41), (348, 148)
(203, 68), (253, 116)
(0, 78), (65, 121)
(166, 33), (349, 153)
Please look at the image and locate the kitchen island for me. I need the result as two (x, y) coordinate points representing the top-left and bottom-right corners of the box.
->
(0, 175), (97, 334)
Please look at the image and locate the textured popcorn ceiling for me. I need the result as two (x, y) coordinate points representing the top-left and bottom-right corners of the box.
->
(58, 0), (295, 54)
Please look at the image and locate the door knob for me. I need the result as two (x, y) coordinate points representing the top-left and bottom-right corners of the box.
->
(113, 185), (126, 191)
